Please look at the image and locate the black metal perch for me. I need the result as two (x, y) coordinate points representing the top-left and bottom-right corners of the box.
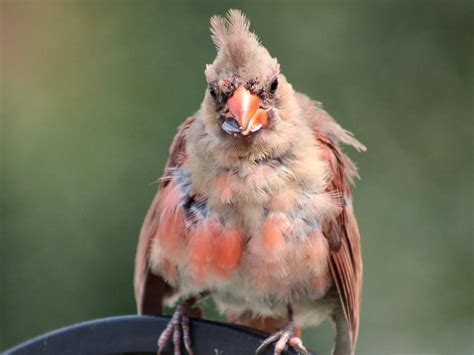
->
(3, 315), (313, 355)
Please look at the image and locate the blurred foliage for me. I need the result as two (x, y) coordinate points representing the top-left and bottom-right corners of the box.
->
(1, 0), (472, 354)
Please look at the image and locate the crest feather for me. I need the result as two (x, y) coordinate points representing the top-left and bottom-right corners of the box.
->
(209, 9), (260, 53)
(227, 9), (251, 34)
(210, 15), (227, 50)
(206, 9), (277, 81)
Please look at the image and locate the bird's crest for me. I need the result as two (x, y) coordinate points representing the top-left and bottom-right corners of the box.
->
(206, 10), (278, 80)
(210, 10), (260, 52)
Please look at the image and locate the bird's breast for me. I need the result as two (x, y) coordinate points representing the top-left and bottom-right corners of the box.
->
(150, 156), (337, 306)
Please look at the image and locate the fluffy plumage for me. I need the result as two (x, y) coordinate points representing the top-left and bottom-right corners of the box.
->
(134, 9), (365, 355)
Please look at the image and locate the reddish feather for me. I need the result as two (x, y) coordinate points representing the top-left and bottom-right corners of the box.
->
(188, 218), (223, 283)
(155, 181), (186, 256)
(316, 129), (363, 351)
(262, 213), (291, 255)
(305, 230), (330, 276)
(213, 226), (244, 278)
(159, 258), (178, 282)
(134, 117), (194, 314)
(135, 108), (363, 354)
(157, 207), (186, 255)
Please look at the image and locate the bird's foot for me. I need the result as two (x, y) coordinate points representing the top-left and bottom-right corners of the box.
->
(255, 321), (309, 355)
(157, 301), (193, 355)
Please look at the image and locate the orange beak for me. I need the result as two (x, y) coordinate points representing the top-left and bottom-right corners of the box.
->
(224, 86), (268, 136)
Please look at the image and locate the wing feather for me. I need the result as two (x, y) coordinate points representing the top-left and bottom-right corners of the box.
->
(134, 117), (194, 314)
(312, 106), (364, 352)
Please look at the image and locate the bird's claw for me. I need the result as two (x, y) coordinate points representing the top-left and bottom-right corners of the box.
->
(157, 303), (193, 355)
(255, 321), (309, 355)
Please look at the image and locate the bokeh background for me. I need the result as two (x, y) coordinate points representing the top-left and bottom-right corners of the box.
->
(1, 1), (472, 354)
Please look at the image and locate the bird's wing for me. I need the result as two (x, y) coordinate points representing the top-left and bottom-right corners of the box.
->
(134, 116), (194, 315)
(311, 104), (365, 350)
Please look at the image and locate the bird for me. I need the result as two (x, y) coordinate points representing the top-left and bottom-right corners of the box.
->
(134, 9), (365, 355)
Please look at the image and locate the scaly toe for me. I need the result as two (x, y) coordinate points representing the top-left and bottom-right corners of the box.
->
(256, 321), (307, 355)
(156, 302), (195, 355)
(274, 330), (291, 354)
(289, 337), (309, 355)
(255, 330), (284, 354)
(182, 312), (194, 355)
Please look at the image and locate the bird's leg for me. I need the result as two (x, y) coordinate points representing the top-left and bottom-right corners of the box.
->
(157, 301), (190, 355)
(157, 292), (209, 355)
(255, 305), (309, 355)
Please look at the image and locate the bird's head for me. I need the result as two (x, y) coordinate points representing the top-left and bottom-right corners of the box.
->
(201, 10), (297, 142)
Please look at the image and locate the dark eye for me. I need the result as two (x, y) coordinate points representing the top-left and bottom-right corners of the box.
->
(209, 87), (217, 99)
(269, 77), (279, 94)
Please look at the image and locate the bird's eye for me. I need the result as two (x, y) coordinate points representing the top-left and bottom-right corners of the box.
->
(269, 77), (279, 94)
(209, 88), (217, 99)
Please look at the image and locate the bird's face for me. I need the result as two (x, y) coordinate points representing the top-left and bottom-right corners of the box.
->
(207, 73), (280, 137)
(201, 12), (294, 143)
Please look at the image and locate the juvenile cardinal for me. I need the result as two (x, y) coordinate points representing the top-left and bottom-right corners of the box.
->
(134, 10), (365, 355)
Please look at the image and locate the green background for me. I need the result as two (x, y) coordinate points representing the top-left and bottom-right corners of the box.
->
(1, 1), (472, 354)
